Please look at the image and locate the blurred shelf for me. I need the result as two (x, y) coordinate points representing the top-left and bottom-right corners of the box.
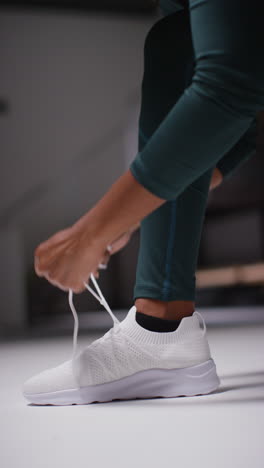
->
(197, 262), (264, 288)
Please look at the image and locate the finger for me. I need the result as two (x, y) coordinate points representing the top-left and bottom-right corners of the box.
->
(99, 252), (110, 269)
(34, 254), (58, 277)
(34, 233), (71, 270)
(35, 256), (58, 277)
(34, 228), (71, 256)
(69, 283), (86, 294)
(45, 273), (66, 291)
(34, 256), (44, 277)
(109, 232), (131, 254)
(34, 237), (70, 266)
(45, 271), (86, 294)
(34, 239), (69, 275)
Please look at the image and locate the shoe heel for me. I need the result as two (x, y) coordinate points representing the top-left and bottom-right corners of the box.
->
(162, 359), (221, 397)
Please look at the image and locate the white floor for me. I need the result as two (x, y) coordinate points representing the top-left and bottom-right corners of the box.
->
(1, 321), (264, 468)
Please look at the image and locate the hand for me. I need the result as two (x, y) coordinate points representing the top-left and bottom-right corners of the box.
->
(98, 222), (140, 269)
(34, 224), (107, 294)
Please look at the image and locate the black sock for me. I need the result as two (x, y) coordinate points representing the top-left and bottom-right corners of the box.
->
(135, 311), (182, 332)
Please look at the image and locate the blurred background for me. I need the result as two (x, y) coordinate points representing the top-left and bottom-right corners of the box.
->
(1, 0), (264, 339)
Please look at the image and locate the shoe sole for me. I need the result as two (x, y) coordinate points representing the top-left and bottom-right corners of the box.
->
(23, 358), (220, 406)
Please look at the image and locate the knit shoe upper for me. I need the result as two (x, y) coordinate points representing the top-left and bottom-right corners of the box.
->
(74, 305), (211, 387)
(23, 304), (212, 395)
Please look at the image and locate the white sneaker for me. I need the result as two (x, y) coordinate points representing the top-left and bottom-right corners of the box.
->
(23, 275), (220, 405)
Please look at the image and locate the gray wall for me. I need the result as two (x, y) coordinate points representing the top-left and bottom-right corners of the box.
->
(0, 7), (160, 327)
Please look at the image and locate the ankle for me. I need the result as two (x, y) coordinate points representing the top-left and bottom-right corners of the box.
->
(167, 300), (195, 320)
(134, 298), (195, 321)
(134, 298), (168, 319)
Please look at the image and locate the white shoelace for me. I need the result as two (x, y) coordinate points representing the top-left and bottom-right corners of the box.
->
(68, 272), (120, 360)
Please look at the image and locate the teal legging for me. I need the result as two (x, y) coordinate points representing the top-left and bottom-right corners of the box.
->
(131, 0), (262, 301)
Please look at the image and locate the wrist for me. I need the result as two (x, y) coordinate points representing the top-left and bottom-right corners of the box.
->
(73, 169), (163, 249)
(72, 212), (108, 250)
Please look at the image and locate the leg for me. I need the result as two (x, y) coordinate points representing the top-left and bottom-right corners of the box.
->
(133, 3), (260, 319)
(129, 0), (264, 201)
(141, 5), (258, 185)
(216, 120), (257, 181)
(134, 11), (213, 319)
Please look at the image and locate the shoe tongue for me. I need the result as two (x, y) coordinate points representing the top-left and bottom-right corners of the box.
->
(122, 304), (137, 323)
(119, 304), (142, 331)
